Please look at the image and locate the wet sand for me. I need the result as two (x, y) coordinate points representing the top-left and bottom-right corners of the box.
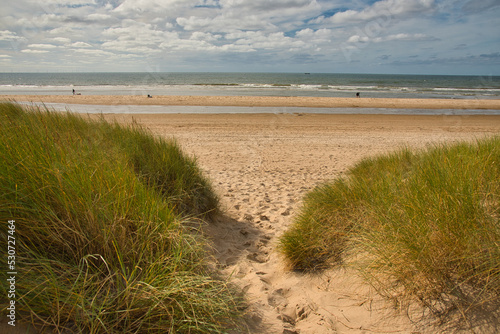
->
(2, 94), (500, 109)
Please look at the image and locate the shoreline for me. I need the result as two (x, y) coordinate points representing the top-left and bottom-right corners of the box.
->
(2, 94), (500, 110)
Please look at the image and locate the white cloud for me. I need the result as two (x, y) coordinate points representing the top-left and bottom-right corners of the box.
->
(70, 41), (92, 48)
(86, 13), (113, 21)
(72, 49), (114, 57)
(347, 35), (370, 43)
(101, 20), (177, 54)
(295, 28), (332, 40)
(190, 31), (221, 41)
(18, 14), (63, 28)
(114, 0), (196, 15)
(27, 43), (58, 49)
(51, 37), (72, 44)
(328, 0), (436, 25)
(373, 33), (438, 42)
(293, 28), (338, 53)
(218, 43), (256, 52)
(347, 32), (438, 44)
(102, 40), (162, 54)
(100, 20), (179, 55)
(176, 16), (214, 31)
(34, 0), (96, 4)
(49, 26), (75, 35)
(220, 0), (317, 12)
(226, 31), (306, 52)
(160, 38), (218, 52)
(178, 14), (279, 33)
(21, 49), (50, 53)
(0, 30), (26, 41)
(0, 0), (498, 73)
(176, 0), (321, 33)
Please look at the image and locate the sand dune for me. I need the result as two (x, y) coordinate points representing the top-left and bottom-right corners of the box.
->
(100, 113), (499, 333)
(3, 94), (500, 109)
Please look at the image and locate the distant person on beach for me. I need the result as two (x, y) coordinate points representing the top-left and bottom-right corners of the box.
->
(356, 92), (360, 98)
(72, 89), (75, 95)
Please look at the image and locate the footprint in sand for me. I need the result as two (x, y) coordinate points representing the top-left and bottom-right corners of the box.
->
(268, 288), (288, 307)
(247, 252), (269, 263)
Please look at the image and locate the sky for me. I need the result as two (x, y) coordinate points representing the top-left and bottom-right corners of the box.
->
(0, 0), (499, 74)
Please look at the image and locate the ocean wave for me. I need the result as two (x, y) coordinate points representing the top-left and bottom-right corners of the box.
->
(1, 81), (499, 100)
(432, 87), (500, 92)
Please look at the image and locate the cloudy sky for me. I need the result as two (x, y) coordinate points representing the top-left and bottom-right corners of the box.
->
(1, 0), (499, 74)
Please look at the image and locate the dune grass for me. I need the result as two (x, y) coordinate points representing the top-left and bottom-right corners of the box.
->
(0, 103), (241, 333)
(280, 136), (500, 313)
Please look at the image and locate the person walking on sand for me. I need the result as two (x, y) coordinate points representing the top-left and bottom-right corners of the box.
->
(356, 92), (360, 98)
(72, 89), (75, 95)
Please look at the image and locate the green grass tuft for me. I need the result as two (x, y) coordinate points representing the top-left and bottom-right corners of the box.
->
(0, 103), (240, 333)
(280, 136), (500, 313)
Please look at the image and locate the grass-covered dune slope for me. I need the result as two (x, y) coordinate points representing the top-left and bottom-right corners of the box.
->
(281, 136), (500, 313)
(0, 103), (240, 333)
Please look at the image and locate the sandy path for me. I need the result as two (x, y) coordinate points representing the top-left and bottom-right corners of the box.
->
(3, 94), (500, 109)
(100, 113), (499, 334)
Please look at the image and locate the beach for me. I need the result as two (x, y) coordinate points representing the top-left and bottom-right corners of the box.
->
(2, 93), (500, 332)
(2, 94), (500, 109)
(2, 2), (499, 329)
(98, 112), (499, 333)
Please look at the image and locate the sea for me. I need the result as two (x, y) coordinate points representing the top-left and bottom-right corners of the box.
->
(1, 72), (499, 114)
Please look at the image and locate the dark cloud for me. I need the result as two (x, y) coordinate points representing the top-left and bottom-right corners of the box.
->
(390, 52), (500, 66)
(462, 0), (500, 14)
(454, 43), (467, 50)
(479, 52), (500, 60)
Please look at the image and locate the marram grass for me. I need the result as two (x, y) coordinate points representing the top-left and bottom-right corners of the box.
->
(280, 136), (500, 313)
(0, 103), (241, 333)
